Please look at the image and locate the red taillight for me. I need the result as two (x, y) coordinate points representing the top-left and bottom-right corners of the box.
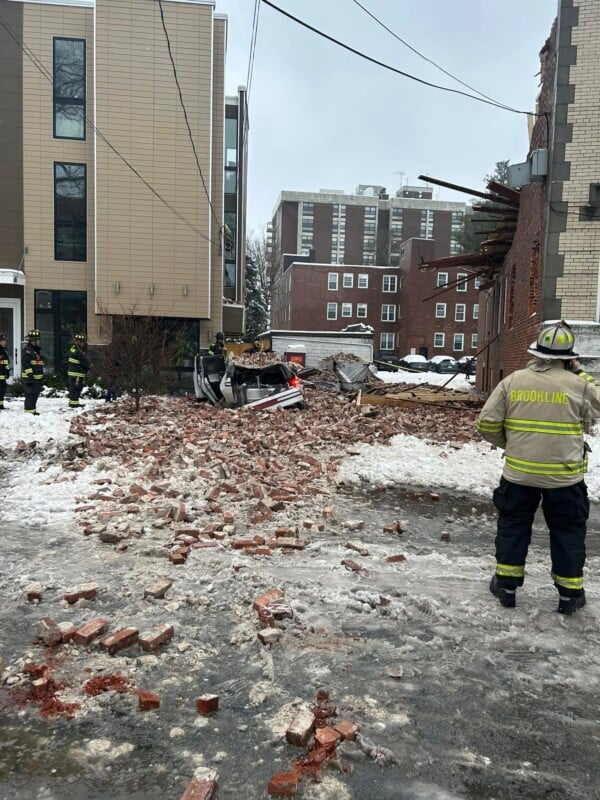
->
(289, 376), (301, 387)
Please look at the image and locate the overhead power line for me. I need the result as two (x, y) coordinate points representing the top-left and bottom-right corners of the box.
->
(351, 0), (515, 110)
(260, 0), (535, 116)
(157, 0), (223, 242)
(0, 14), (215, 247)
(247, 0), (261, 100)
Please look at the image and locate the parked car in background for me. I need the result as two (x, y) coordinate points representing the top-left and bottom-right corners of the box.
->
(398, 354), (429, 372)
(427, 355), (460, 373)
(457, 356), (477, 375)
(374, 352), (401, 370)
(193, 355), (304, 410)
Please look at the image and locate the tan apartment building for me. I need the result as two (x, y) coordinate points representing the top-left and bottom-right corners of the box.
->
(0, 0), (247, 375)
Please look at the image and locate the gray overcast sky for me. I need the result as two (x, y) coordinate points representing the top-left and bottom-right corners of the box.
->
(215, 0), (558, 234)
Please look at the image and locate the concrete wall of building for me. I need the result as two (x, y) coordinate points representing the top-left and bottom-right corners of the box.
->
(398, 238), (479, 359)
(0, 1), (24, 269)
(94, 0), (218, 322)
(20, 1), (96, 336)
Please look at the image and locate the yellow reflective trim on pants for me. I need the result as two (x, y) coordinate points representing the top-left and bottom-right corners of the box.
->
(496, 563), (525, 578)
(551, 572), (584, 590)
(504, 418), (583, 435)
(505, 456), (587, 476)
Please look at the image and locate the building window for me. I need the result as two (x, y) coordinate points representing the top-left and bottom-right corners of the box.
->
(453, 333), (465, 351)
(435, 303), (446, 318)
(53, 38), (86, 140)
(224, 116), (237, 193)
(224, 261), (236, 288)
(380, 332), (395, 350)
(363, 236), (375, 252)
(381, 304), (396, 322)
(327, 302), (337, 320)
(420, 209), (434, 239)
(437, 272), (448, 287)
(363, 222), (376, 233)
(54, 162), (87, 261)
(358, 274), (368, 288)
(302, 202), (314, 214)
(342, 303), (352, 317)
(472, 333), (478, 349)
(473, 303), (479, 320)
(456, 272), (468, 292)
(365, 206), (377, 218)
(474, 277), (481, 290)
(301, 218), (313, 231)
(434, 332), (445, 348)
(455, 303), (466, 322)
(343, 273), (354, 288)
(382, 275), (398, 293)
(330, 254), (338, 264)
(391, 207), (403, 219)
(357, 303), (367, 318)
(35, 289), (87, 373)
(363, 253), (375, 265)
(328, 272), (338, 291)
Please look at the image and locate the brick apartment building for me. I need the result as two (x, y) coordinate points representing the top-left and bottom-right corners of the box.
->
(268, 185), (466, 267)
(268, 185), (467, 356)
(398, 238), (480, 359)
(0, 0), (247, 376)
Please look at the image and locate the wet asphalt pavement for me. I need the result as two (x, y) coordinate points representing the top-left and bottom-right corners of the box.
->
(1, 484), (600, 800)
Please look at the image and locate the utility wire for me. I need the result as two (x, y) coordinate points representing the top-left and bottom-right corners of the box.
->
(0, 14), (214, 247)
(157, 0), (222, 241)
(260, 0), (535, 116)
(351, 0), (516, 111)
(247, 0), (261, 100)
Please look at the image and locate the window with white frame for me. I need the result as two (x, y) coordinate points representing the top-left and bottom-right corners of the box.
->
(456, 272), (468, 292)
(471, 333), (478, 349)
(437, 272), (448, 287)
(434, 332), (445, 348)
(435, 303), (446, 318)
(453, 333), (464, 351)
(473, 303), (479, 319)
(364, 206), (377, 218)
(380, 332), (395, 350)
(342, 303), (352, 317)
(455, 303), (466, 322)
(357, 303), (367, 318)
(474, 277), (481, 290)
(327, 302), (337, 320)
(381, 304), (396, 322)
(358, 274), (368, 289)
(363, 253), (375, 265)
(382, 275), (398, 292)
(343, 273), (354, 288)
(328, 272), (338, 291)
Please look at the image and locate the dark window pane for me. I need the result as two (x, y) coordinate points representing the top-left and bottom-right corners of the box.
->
(55, 225), (86, 261)
(54, 163), (87, 261)
(224, 261), (236, 288)
(54, 38), (85, 140)
(224, 168), (237, 194)
(225, 117), (237, 166)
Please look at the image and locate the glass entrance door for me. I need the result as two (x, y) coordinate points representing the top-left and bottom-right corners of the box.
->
(0, 300), (21, 380)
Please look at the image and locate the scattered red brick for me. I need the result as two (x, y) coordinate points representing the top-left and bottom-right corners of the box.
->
(253, 588), (285, 613)
(144, 579), (173, 599)
(73, 617), (110, 645)
(84, 673), (132, 696)
(36, 618), (63, 647)
(196, 694), (218, 714)
(386, 554), (407, 563)
(267, 771), (299, 798)
(100, 627), (139, 655)
(314, 726), (341, 748)
(334, 720), (359, 741)
(179, 769), (219, 800)
(286, 708), (315, 746)
(138, 623), (174, 652)
(138, 690), (160, 711)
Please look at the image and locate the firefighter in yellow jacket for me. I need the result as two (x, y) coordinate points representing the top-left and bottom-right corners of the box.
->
(477, 321), (600, 614)
(67, 333), (90, 408)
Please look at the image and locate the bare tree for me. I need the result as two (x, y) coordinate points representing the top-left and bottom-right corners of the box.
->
(245, 231), (271, 339)
(92, 307), (193, 411)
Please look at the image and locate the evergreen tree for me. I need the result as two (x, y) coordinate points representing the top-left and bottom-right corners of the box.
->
(453, 160), (511, 254)
(244, 232), (270, 340)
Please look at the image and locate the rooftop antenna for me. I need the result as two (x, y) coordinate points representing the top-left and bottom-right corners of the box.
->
(394, 170), (405, 187)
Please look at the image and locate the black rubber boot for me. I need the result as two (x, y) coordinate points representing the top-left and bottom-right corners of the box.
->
(490, 575), (516, 608)
(558, 592), (586, 615)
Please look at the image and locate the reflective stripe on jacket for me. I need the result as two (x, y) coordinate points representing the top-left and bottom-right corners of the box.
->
(67, 344), (90, 379)
(477, 360), (600, 488)
(0, 346), (9, 380)
(21, 343), (44, 381)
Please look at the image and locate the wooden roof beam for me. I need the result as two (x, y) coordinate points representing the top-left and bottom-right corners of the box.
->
(417, 175), (518, 207)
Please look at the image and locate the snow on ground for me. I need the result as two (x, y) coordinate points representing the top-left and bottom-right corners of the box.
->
(375, 367), (474, 392)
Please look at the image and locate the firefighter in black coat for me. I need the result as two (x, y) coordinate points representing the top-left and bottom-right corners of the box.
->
(67, 333), (90, 408)
(0, 332), (9, 410)
(21, 329), (45, 415)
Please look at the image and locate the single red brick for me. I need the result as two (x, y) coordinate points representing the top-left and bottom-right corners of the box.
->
(179, 769), (219, 800)
(138, 623), (174, 652)
(169, 552), (187, 565)
(144, 579), (173, 599)
(27, 591), (43, 602)
(100, 627), (139, 655)
(58, 622), (78, 643)
(334, 720), (359, 741)
(73, 618), (109, 645)
(286, 708), (315, 746)
(231, 539), (255, 550)
(267, 771), (299, 798)
(64, 582), (99, 604)
(223, 511), (235, 524)
(253, 547), (271, 556)
(253, 588), (284, 612)
(36, 617), (63, 647)
(196, 694), (218, 714)
(314, 726), (341, 748)
(138, 690), (160, 711)
(32, 677), (49, 698)
(386, 554), (407, 563)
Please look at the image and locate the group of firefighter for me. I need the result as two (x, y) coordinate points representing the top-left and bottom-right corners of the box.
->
(0, 328), (89, 415)
(1, 320), (598, 615)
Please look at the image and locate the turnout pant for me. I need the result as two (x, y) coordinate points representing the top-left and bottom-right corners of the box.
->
(0, 378), (5, 408)
(493, 477), (588, 597)
(68, 377), (83, 407)
(23, 380), (41, 413)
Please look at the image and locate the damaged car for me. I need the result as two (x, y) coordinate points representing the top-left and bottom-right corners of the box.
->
(193, 355), (304, 410)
